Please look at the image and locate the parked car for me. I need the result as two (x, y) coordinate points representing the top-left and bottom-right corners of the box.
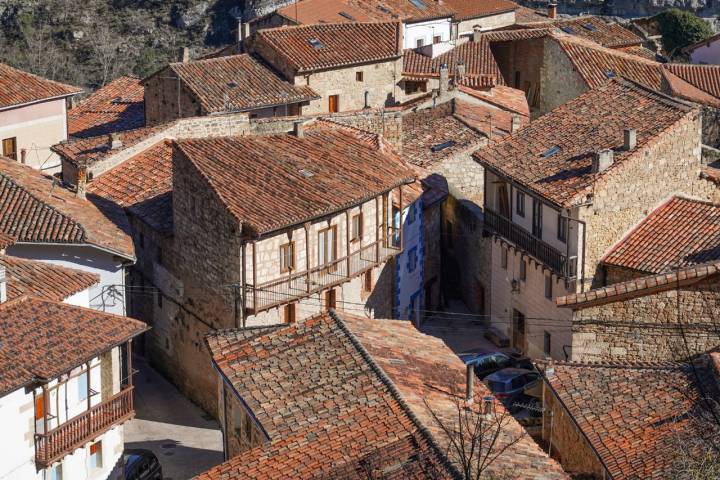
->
(459, 350), (533, 379)
(484, 368), (541, 411)
(124, 449), (162, 480)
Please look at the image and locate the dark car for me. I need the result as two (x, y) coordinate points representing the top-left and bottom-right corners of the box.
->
(459, 350), (533, 379)
(124, 449), (162, 480)
(484, 368), (541, 411)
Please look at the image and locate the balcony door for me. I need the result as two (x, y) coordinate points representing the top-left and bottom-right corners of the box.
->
(498, 184), (510, 218)
(532, 199), (543, 238)
(318, 226), (337, 274)
(512, 309), (526, 353)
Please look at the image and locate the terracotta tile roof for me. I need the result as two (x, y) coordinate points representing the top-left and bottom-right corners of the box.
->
(0, 296), (147, 396)
(1, 254), (99, 302)
(544, 360), (720, 479)
(201, 314), (450, 479)
(68, 75), (145, 138)
(0, 62), (81, 110)
(199, 312), (567, 479)
(473, 79), (694, 207)
(87, 141), (174, 234)
(661, 68), (720, 108)
(402, 39), (505, 85)
(616, 45), (659, 60)
(253, 22), (401, 74)
(458, 84), (530, 117)
(0, 157), (134, 258)
(482, 27), (553, 42)
(174, 121), (416, 235)
(602, 196), (720, 273)
(513, 5), (550, 23)
(163, 54), (319, 113)
(352, 0), (456, 22)
(529, 16), (644, 48)
(443, 0), (518, 20)
(276, 0), (377, 23)
(556, 260), (720, 308)
(0, 233), (15, 250)
(52, 124), (167, 166)
(664, 63), (720, 99)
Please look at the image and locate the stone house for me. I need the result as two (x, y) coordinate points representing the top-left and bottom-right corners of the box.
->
(471, 79), (715, 360)
(199, 310), (568, 479)
(556, 196), (720, 362)
(0, 62), (81, 172)
(143, 53), (319, 126)
(248, 22), (405, 114)
(539, 355), (720, 479)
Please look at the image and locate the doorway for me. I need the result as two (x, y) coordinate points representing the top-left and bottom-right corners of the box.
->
(325, 289), (336, 310)
(512, 309), (526, 353)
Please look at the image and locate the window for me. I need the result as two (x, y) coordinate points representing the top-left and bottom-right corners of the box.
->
(318, 226), (337, 267)
(532, 199), (543, 238)
(544, 331), (552, 356)
(287, 102), (301, 116)
(416, 38), (424, 48)
(325, 289), (336, 310)
(280, 242), (295, 272)
(2, 137), (17, 161)
(356, 71), (364, 82)
(405, 80), (427, 95)
(498, 184), (510, 217)
(407, 247), (418, 273)
(519, 258), (526, 281)
(363, 271), (372, 293)
(49, 465), (63, 480)
(558, 214), (568, 243)
(364, 90), (370, 109)
(501, 246), (508, 269)
(516, 190), (525, 217)
(89, 441), (102, 469)
(78, 371), (88, 403)
(351, 213), (363, 241)
(544, 275), (553, 299)
(433, 35), (441, 44)
(328, 94), (339, 113)
(283, 304), (296, 324)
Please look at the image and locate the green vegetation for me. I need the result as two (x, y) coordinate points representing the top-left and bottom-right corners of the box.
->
(656, 8), (714, 55)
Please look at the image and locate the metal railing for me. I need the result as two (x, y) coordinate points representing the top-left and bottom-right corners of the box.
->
(246, 230), (401, 313)
(484, 209), (573, 278)
(35, 386), (134, 469)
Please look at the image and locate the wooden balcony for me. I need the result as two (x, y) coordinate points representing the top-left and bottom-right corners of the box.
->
(245, 230), (402, 313)
(35, 386), (134, 469)
(484, 209), (575, 278)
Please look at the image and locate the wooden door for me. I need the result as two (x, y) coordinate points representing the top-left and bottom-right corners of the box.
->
(328, 95), (339, 113)
(2, 137), (16, 161)
(325, 289), (336, 310)
(513, 309), (526, 353)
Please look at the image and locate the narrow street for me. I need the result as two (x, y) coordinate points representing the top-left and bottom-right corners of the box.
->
(125, 358), (223, 480)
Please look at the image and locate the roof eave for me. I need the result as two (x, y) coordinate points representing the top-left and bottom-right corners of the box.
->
(0, 91), (82, 112)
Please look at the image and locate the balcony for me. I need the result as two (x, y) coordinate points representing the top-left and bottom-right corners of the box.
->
(35, 386), (134, 469)
(245, 230), (401, 313)
(484, 209), (574, 278)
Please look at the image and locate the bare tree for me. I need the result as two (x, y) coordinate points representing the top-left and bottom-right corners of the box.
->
(424, 394), (525, 480)
(671, 396), (720, 479)
(88, 23), (124, 86)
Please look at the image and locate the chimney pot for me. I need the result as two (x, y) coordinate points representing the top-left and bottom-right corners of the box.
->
(110, 132), (123, 150)
(179, 46), (190, 63)
(624, 128), (637, 151)
(465, 363), (474, 406)
(548, 3), (558, 19)
(592, 149), (614, 173)
(293, 120), (305, 138)
(511, 114), (522, 134)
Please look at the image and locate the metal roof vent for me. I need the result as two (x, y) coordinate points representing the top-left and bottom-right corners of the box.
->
(431, 140), (456, 152)
(560, 25), (575, 34)
(605, 70), (616, 79)
(583, 23), (598, 31)
(309, 38), (324, 49)
(227, 82), (238, 88)
(299, 168), (315, 178)
(541, 145), (561, 158)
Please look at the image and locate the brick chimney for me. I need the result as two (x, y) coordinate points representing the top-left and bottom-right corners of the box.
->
(592, 149), (614, 173)
(511, 114), (522, 134)
(548, 3), (558, 19)
(179, 46), (190, 63)
(624, 128), (637, 151)
(293, 120), (305, 138)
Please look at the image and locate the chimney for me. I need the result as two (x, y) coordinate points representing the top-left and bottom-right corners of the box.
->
(20, 148), (26, 164)
(482, 395), (494, 416)
(511, 114), (521, 134)
(592, 149), (614, 173)
(439, 63), (449, 98)
(548, 3), (558, 19)
(624, 128), (637, 151)
(179, 46), (190, 63)
(110, 132), (123, 150)
(237, 19), (250, 45)
(465, 363), (474, 406)
(473, 26), (482, 43)
(293, 120), (305, 138)
(0, 265), (6, 303)
(76, 164), (87, 199)
(456, 61), (466, 82)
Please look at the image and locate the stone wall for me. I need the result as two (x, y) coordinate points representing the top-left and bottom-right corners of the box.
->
(542, 381), (608, 478)
(423, 198), (444, 311)
(702, 106), (720, 148)
(144, 67), (203, 126)
(538, 38), (589, 115)
(489, 38), (544, 108)
(570, 274), (720, 362)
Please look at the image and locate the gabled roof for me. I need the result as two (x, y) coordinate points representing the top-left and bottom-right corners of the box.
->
(275, 0), (377, 23)
(173, 121), (415, 236)
(472, 79), (694, 207)
(513, 5), (550, 23)
(352, 0), (455, 22)
(664, 63), (720, 99)
(602, 196), (720, 274)
(68, 75), (145, 138)
(0, 296), (147, 396)
(0, 63), (81, 110)
(684, 31), (720, 53)
(543, 360), (720, 479)
(524, 16), (644, 48)
(160, 54), (319, 113)
(443, 0), (518, 21)
(0, 157), (134, 259)
(403, 38), (505, 85)
(87, 141), (174, 234)
(253, 22), (402, 74)
(1, 254), (99, 302)
(199, 311), (568, 479)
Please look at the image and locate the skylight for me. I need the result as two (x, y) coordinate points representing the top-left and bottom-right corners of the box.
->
(409, 0), (427, 9)
(227, 82), (238, 88)
(298, 169), (315, 178)
(582, 23), (597, 31)
(541, 145), (561, 158)
(560, 26), (575, 34)
(431, 140), (456, 153)
(605, 70), (616, 78)
(338, 11), (356, 21)
(308, 38), (324, 49)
